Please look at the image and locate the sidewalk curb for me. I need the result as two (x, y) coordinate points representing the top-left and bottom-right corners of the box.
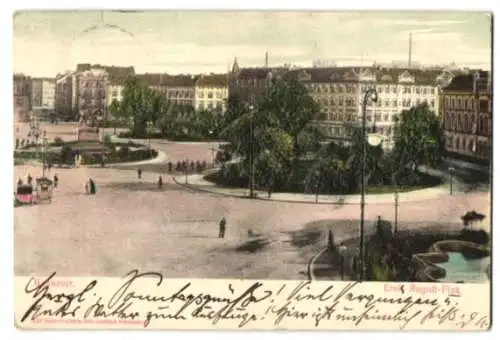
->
(85, 150), (168, 168)
(308, 247), (328, 280)
(172, 173), (452, 205)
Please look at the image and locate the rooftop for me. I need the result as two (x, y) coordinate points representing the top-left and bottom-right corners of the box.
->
(443, 71), (491, 93)
(196, 73), (228, 87)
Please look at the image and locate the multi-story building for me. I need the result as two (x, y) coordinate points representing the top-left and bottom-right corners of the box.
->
(194, 73), (228, 112)
(137, 73), (198, 108)
(228, 58), (287, 106)
(165, 75), (197, 107)
(31, 77), (55, 119)
(74, 67), (108, 124)
(136, 73), (170, 98)
(55, 71), (75, 121)
(284, 66), (452, 149)
(440, 71), (492, 162)
(13, 74), (32, 122)
(70, 64), (135, 123)
(106, 66), (135, 106)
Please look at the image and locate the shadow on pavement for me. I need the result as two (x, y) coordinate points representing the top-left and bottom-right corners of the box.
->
(234, 236), (272, 253)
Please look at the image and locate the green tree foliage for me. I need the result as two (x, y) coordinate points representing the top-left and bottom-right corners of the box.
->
(259, 75), (322, 155)
(393, 102), (444, 174)
(221, 75), (324, 190)
(116, 76), (157, 137)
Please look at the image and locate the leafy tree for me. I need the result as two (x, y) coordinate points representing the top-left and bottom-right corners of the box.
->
(343, 126), (387, 191)
(393, 102), (444, 173)
(258, 75), (322, 156)
(306, 142), (349, 194)
(117, 76), (158, 137)
(222, 75), (322, 182)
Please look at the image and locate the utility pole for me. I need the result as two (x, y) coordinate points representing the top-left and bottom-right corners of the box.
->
(394, 190), (399, 233)
(249, 105), (256, 198)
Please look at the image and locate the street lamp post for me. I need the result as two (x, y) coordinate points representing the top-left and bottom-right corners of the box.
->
(147, 121), (153, 158)
(359, 88), (382, 281)
(315, 170), (320, 204)
(339, 245), (347, 280)
(448, 166), (455, 195)
(394, 190), (399, 233)
(208, 130), (216, 167)
(42, 134), (48, 177)
(248, 104), (256, 198)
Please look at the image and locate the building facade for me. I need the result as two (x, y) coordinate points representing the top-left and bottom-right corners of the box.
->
(13, 74), (32, 122)
(105, 65), (135, 107)
(194, 73), (228, 112)
(55, 72), (75, 121)
(164, 75), (197, 107)
(31, 78), (56, 119)
(228, 58), (287, 106)
(74, 68), (108, 124)
(287, 66), (448, 149)
(440, 71), (492, 162)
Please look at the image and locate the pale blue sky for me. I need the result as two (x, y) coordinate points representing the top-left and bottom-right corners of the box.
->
(13, 11), (492, 77)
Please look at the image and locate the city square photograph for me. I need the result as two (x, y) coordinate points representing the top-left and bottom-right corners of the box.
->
(13, 11), (492, 285)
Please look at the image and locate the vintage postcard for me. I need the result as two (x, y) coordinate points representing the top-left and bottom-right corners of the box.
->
(13, 11), (492, 330)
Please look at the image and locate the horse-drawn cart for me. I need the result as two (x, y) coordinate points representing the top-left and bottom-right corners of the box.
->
(14, 177), (53, 207)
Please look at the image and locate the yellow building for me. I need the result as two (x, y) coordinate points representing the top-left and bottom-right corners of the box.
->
(194, 74), (228, 112)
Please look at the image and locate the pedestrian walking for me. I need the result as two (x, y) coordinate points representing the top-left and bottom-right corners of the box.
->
(27, 174), (33, 186)
(137, 168), (142, 179)
(84, 181), (89, 195)
(53, 174), (59, 188)
(89, 178), (96, 195)
(17, 178), (23, 187)
(158, 175), (163, 189)
(218, 217), (227, 239)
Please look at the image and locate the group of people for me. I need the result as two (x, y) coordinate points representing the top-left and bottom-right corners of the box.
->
(17, 173), (58, 188)
(84, 178), (97, 195)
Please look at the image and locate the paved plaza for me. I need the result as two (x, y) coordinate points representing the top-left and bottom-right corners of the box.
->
(13, 123), (491, 280)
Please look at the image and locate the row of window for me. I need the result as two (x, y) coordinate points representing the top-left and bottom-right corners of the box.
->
(235, 79), (267, 88)
(313, 97), (435, 108)
(445, 136), (490, 158)
(323, 125), (393, 138)
(443, 112), (492, 136)
(324, 112), (398, 123)
(444, 96), (491, 112)
(197, 91), (225, 99)
(304, 83), (435, 95)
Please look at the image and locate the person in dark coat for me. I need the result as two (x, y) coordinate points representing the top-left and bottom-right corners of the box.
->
(89, 178), (96, 195)
(53, 174), (59, 188)
(137, 168), (142, 179)
(17, 178), (23, 187)
(219, 217), (227, 239)
(158, 175), (163, 189)
(27, 174), (33, 186)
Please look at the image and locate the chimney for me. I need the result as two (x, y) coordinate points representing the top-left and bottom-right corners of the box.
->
(408, 33), (412, 68)
(265, 52), (269, 68)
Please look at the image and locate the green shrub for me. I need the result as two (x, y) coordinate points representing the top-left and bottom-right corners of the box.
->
(53, 137), (64, 146)
(103, 134), (112, 146)
(60, 145), (73, 164)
